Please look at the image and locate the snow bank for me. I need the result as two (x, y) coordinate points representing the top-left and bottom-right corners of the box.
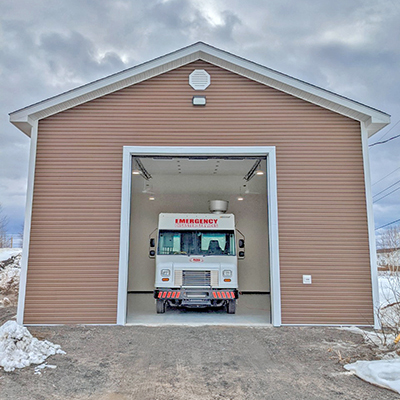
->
(0, 251), (22, 306)
(345, 359), (400, 394)
(377, 273), (400, 336)
(0, 321), (65, 372)
(339, 274), (400, 395)
(0, 248), (22, 262)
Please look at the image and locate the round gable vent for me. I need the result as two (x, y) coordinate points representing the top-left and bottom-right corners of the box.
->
(189, 69), (210, 90)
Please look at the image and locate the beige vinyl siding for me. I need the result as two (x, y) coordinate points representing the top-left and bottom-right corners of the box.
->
(25, 60), (373, 324)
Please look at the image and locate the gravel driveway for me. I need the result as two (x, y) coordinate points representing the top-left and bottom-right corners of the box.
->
(0, 307), (398, 399)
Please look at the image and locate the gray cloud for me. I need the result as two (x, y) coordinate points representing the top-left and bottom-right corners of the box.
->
(1, 0), (399, 235)
(38, 31), (126, 82)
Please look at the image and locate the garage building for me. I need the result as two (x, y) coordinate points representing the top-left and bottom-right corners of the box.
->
(9, 42), (390, 327)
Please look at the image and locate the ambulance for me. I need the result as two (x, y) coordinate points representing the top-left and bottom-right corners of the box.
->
(149, 200), (244, 314)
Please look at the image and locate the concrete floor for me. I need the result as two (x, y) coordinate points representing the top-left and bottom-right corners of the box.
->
(126, 292), (271, 326)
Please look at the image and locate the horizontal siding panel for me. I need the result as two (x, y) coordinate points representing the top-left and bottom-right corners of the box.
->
(25, 60), (373, 325)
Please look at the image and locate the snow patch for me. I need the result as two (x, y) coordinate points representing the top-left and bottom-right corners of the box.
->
(0, 250), (22, 306)
(345, 359), (400, 394)
(34, 362), (57, 375)
(0, 321), (65, 372)
(0, 249), (22, 262)
(338, 326), (395, 349)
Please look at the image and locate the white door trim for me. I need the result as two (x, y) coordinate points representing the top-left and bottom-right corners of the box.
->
(117, 146), (281, 326)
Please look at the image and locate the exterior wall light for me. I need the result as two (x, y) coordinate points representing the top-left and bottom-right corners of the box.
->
(132, 170), (141, 175)
(192, 96), (206, 106)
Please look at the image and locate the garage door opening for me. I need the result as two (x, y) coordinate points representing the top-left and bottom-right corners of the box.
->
(117, 147), (281, 326)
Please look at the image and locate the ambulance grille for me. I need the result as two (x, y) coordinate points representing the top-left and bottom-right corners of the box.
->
(183, 270), (212, 286)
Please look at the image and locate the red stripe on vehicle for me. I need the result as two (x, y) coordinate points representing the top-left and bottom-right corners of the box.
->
(213, 292), (217, 298)
(167, 292), (171, 298)
(176, 292), (180, 298)
(231, 292), (235, 298)
(158, 292), (162, 298)
(217, 292), (222, 299)
(162, 292), (167, 298)
(226, 292), (231, 299)
(172, 291), (176, 298)
(222, 292), (226, 299)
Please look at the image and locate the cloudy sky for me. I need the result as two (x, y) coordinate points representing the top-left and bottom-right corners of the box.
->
(1, 0), (399, 239)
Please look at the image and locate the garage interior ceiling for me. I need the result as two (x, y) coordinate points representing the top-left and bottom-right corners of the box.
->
(131, 156), (267, 195)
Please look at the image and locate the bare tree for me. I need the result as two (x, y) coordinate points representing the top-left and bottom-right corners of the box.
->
(0, 203), (11, 248)
(374, 224), (400, 344)
(377, 224), (400, 272)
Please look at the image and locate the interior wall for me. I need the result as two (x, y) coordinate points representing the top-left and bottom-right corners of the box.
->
(128, 179), (269, 292)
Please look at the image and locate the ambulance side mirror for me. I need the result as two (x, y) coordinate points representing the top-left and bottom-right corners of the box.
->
(149, 237), (156, 259)
(238, 239), (245, 259)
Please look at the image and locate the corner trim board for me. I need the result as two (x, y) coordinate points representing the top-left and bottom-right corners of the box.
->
(17, 121), (38, 325)
(360, 122), (380, 329)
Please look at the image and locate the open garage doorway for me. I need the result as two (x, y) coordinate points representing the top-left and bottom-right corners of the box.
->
(117, 147), (281, 326)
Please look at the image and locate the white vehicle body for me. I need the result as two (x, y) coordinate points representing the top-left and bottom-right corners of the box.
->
(153, 213), (241, 313)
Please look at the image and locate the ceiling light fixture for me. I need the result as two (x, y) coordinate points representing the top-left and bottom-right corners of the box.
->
(237, 185), (244, 201)
(256, 166), (264, 176)
(132, 170), (141, 175)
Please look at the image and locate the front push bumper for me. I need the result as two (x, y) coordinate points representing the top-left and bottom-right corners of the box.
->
(154, 288), (238, 307)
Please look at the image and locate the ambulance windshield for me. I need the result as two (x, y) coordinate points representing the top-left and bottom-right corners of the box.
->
(158, 230), (236, 256)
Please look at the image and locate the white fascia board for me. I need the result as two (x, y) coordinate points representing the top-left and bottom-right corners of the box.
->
(9, 44), (205, 130)
(11, 121), (31, 137)
(197, 47), (390, 133)
(117, 146), (281, 327)
(365, 115), (392, 137)
(10, 42), (389, 136)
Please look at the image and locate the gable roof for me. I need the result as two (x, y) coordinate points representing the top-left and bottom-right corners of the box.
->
(9, 42), (390, 137)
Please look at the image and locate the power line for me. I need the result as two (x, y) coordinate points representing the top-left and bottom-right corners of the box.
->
(376, 218), (400, 230)
(373, 185), (400, 203)
(369, 132), (400, 147)
(372, 166), (400, 187)
(373, 178), (400, 198)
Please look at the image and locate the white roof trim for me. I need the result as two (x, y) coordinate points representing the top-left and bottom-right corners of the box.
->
(10, 42), (390, 137)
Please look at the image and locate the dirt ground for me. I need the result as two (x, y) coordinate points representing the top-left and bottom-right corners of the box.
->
(0, 307), (398, 400)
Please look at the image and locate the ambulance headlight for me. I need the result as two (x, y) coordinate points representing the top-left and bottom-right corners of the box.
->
(223, 270), (232, 277)
(161, 269), (171, 277)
